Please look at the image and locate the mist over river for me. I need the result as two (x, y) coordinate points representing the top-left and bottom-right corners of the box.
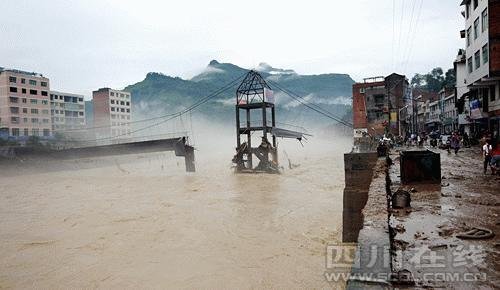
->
(0, 124), (352, 289)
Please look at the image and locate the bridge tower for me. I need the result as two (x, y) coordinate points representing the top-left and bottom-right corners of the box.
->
(233, 70), (278, 173)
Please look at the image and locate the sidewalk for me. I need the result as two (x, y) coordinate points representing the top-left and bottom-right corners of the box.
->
(388, 145), (499, 288)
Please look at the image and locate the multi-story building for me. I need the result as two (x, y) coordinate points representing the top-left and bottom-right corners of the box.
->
(92, 88), (132, 139)
(0, 68), (52, 139)
(454, 49), (473, 134)
(460, 0), (500, 138)
(427, 100), (441, 132)
(441, 90), (458, 134)
(50, 91), (86, 133)
(352, 73), (410, 137)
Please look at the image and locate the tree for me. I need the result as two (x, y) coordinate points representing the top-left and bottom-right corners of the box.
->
(411, 73), (425, 88)
(443, 68), (456, 88)
(410, 67), (456, 92)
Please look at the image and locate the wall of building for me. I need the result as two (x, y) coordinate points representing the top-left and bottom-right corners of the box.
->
(465, 0), (490, 84)
(0, 70), (52, 138)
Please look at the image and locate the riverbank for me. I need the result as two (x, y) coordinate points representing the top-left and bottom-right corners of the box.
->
(344, 145), (499, 289)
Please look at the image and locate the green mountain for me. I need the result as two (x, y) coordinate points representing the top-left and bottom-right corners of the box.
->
(124, 60), (354, 124)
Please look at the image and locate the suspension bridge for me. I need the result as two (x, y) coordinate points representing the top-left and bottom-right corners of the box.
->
(47, 70), (353, 173)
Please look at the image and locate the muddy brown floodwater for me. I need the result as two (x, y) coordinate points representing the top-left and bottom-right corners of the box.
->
(0, 133), (351, 289)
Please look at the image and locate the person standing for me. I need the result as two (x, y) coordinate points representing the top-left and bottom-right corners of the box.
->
(482, 139), (493, 174)
(450, 132), (461, 155)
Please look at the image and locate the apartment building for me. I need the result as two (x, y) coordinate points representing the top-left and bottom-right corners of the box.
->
(352, 73), (410, 137)
(50, 91), (86, 132)
(461, 0), (500, 137)
(92, 88), (131, 139)
(442, 91), (458, 133)
(0, 68), (52, 138)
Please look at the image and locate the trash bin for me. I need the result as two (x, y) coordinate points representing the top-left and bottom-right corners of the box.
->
(400, 150), (441, 184)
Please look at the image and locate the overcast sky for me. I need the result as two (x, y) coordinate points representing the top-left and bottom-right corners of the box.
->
(1, 0), (464, 98)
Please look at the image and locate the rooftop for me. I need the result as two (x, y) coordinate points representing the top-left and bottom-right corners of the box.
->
(0, 67), (45, 78)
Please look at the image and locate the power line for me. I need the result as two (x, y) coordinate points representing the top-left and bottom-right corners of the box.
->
(69, 72), (247, 143)
(397, 0), (406, 67)
(403, 0), (424, 73)
(268, 80), (353, 128)
(392, 0), (396, 71)
(57, 73), (247, 133)
(401, 0), (417, 70)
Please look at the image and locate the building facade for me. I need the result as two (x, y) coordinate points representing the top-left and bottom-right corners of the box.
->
(352, 74), (410, 137)
(461, 0), (500, 138)
(0, 68), (52, 139)
(50, 91), (86, 133)
(92, 88), (132, 139)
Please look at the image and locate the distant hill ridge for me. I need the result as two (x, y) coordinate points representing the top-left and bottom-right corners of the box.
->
(123, 60), (355, 123)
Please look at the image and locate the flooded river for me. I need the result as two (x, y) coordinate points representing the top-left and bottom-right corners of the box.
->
(0, 130), (351, 289)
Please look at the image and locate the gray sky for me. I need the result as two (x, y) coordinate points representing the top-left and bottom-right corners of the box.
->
(1, 0), (464, 99)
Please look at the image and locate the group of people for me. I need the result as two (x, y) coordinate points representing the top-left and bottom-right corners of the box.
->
(400, 130), (500, 175)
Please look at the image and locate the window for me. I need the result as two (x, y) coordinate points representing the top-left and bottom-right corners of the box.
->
(473, 0), (478, 9)
(23, 129), (29, 136)
(22, 108), (28, 113)
(111, 107), (115, 112)
(9, 76), (16, 83)
(22, 98), (27, 103)
(120, 108), (125, 112)
(79, 112), (84, 116)
(10, 87), (17, 93)
(9, 96), (18, 103)
(29, 80), (37, 86)
(111, 100), (115, 104)
(482, 8), (488, 32)
(11, 117), (19, 124)
(30, 99), (37, 104)
(475, 50), (481, 69)
(126, 101), (130, 106)
(29, 89), (37, 95)
(78, 98), (83, 102)
(468, 57), (473, 73)
(483, 44), (489, 64)
(32, 129), (39, 136)
(43, 119), (49, 123)
(474, 17), (479, 39)
(22, 88), (26, 94)
(31, 118), (39, 123)
(10, 107), (19, 114)
(31, 108), (39, 114)
(41, 91), (48, 96)
(43, 129), (50, 137)
(21, 78), (25, 84)
(42, 109), (49, 115)
(110, 92), (114, 96)
(120, 101), (124, 105)
(42, 100), (48, 105)
(41, 81), (47, 87)
(490, 86), (497, 102)
(120, 93), (124, 98)
(126, 108), (130, 113)
(11, 128), (20, 136)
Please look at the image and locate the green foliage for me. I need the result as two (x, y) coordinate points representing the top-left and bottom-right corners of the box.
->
(411, 67), (456, 92)
(124, 60), (355, 123)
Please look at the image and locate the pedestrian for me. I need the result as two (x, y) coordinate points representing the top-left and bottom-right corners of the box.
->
(482, 139), (493, 174)
(489, 140), (499, 175)
(450, 132), (461, 155)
